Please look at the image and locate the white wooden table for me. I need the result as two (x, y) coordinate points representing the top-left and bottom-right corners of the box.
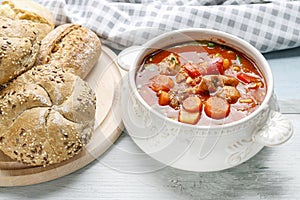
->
(0, 47), (299, 200)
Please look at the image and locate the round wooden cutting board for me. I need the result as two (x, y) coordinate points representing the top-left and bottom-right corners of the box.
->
(0, 46), (124, 187)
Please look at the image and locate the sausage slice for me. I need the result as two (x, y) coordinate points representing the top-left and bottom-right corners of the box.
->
(204, 96), (230, 119)
(182, 96), (202, 113)
(149, 75), (174, 92)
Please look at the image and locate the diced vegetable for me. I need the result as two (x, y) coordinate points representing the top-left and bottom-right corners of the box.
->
(247, 83), (256, 89)
(256, 82), (263, 88)
(204, 97), (230, 119)
(236, 55), (242, 65)
(178, 109), (201, 124)
(149, 75), (174, 92)
(237, 73), (259, 84)
(215, 58), (224, 74)
(214, 53), (221, 58)
(184, 63), (201, 78)
(186, 77), (196, 85)
(247, 81), (264, 89)
(232, 66), (241, 71)
(157, 91), (170, 106)
(239, 98), (253, 103)
(208, 42), (215, 48)
(182, 96), (203, 112)
(223, 58), (230, 69)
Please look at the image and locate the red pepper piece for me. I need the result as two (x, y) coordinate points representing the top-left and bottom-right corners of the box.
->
(237, 73), (259, 83)
(184, 63), (201, 78)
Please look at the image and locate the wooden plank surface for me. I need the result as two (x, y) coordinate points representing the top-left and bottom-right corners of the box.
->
(0, 46), (299, 199)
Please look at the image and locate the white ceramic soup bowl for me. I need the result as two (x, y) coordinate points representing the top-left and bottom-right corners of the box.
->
(118, 28), (293, 172)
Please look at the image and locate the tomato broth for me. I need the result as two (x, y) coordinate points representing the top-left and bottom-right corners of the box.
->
(136, 41), (267, 126)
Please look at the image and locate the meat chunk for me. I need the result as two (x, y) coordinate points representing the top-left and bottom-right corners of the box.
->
(175, 63), (202, 84)
(158, 53), (180, 75)
(220, 75), (239, 86)
(175, 67), (202, 85)
(217, 86), (240, 104)
(169, 97), (180, 110)
(168, 83), (193, 109)
(193, 75), (239, 94)
(175, 70), (189, 83)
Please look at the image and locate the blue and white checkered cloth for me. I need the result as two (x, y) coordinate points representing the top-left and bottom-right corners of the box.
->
(33, 0), (300, 53)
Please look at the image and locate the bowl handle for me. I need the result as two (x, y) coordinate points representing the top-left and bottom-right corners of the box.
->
(117, 46), (144, 71)
(253, 110), (293, 147)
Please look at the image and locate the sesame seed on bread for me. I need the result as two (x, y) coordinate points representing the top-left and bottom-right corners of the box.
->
(0, 64), (96, 166)
(0, 17), (41, 85)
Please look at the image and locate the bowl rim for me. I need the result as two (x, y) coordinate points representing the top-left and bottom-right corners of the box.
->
(128, 28), (274, 130)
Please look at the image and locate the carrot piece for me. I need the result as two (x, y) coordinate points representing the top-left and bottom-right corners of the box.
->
(204, 96), (230, 119)
(158, 91), (170, 106)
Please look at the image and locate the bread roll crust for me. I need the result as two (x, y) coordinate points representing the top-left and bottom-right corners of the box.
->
(1, 0), (55, 29)
(37, 24), (102, 79)
(0, 64), (96, 166)
(0, 0), (56, 85)
(0, 1), (99, 167)
(0, 17), (41, 85)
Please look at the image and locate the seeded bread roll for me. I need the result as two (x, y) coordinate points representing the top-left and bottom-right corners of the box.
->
(0, 0), (54, 39)
(0, 0), (55, 86)
(36, 24), (102, 79)
(0, 64), (96, 166)
(0, 17), (41, 85)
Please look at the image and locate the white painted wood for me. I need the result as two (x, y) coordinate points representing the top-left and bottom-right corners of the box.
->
(0, 47), (299, 199)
